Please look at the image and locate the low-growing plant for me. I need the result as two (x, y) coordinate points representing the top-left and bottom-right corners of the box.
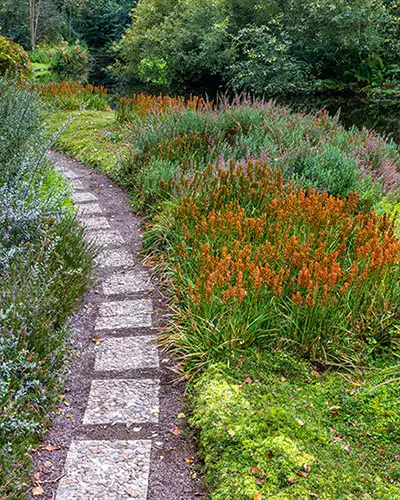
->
(0, 77), (95, 496)
(122, 99), (400, 210)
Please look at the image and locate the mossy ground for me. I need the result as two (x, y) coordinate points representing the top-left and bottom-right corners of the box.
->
(190, 352), (399, 499)
(47, 110), (127, 175)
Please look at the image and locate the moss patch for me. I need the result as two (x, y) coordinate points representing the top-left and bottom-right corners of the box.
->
(190, 352), (400, 499)
(47, 110), (128, 175)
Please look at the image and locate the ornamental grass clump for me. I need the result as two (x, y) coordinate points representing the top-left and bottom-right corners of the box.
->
(116, 93), (212, 123)
(161, 160), (400, 367)
(37, 80), (109, 110)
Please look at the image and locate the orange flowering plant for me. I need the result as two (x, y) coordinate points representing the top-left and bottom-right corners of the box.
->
(116, 93), (212, 123)
(158, 160), (400, 366)
(37, 81), (109, 110)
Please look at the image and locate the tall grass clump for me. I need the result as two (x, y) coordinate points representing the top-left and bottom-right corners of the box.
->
(122, 97), (400, 211)
(0, 78), (95, 497)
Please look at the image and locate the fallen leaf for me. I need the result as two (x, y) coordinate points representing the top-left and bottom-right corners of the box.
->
(295, 418), (305, 426)
(245, 377), (253, 384)
(297, 470), (309, 478)
(254, 494), (263, 500)
(44, 461), (52, 468)
(280, 377), (288, 382)
(255, 478), (265, 485)
(311, 369), (320, 377)
(304, 464), (311, 473)
(66, 414), (73, 419)
(33, 472), (40, 481)
(32, 485), (44, 496)
(236, 359), (244, 368)
(185, 457), (194, 463)
(43, 444), (61, 452)
(330, 405), (341, 412)
(177, 413), (186, 419)
(251, 466), (262, 475)
(92, 337), (104, 344)
(288, 477), (300, 485)
(170, 426), (182, 436)
(227, 429), (235, 437)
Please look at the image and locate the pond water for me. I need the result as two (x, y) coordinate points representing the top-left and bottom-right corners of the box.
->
(281, 96), (400, 145)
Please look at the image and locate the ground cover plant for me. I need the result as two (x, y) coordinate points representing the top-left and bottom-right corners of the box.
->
(45, 93), (400, 498)
(0, 78), (94, 497)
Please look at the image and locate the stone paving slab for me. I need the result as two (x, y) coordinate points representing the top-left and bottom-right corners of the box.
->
(83, 379), (160, 425)
(89, 230), (125, 248)
(94, 336), (159, 372)
(77, 203), (104, 216)
(96, 248), (136, 268)
(72, 180), (86, 190)
(56, 440), (152, 500)
(62, 170), (83, 180)
(102, 270), (152, 296)
(81, 216), (111, 230)
(95, 299), (153, 330)
(72, 192), (99, 204)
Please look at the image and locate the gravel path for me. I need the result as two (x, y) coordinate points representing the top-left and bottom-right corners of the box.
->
(29, 152), (204, 500)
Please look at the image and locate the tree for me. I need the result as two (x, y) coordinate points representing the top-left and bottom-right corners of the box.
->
(28, 0), (41, 50)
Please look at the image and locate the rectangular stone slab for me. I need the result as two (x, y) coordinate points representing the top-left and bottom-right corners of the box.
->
(102, 270), (152, 296)
(96, 248), (136, 268)
(56, 439), (151, 500)
(77, 203), (103, 216)
(81, 216), (111, 230)
(83, 379), (160, 425)
(72, 192), (98, 204)
(89, 230), (125, 248)
(94, 336), (159, 372)
(95, 299), (153, 330)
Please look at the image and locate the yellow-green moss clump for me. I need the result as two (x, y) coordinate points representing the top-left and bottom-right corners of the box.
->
(0, 37), (32, 80)
(190, 354), (400, 499)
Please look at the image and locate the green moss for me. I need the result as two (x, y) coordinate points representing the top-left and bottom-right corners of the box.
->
(190, 353), (400, 499)
(47, 110), (128, 175)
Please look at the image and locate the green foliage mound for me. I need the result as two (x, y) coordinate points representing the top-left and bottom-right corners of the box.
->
(0, 36), (32, 80)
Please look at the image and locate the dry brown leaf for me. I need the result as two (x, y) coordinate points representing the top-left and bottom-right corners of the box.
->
(32, 485), (44, 496)
(170, 426), (182, 436)
(254, 494), (263, 500)
(43, 444), (61, 452)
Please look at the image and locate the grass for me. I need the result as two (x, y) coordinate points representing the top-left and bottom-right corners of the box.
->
(43, 92), (400, 499)
(48, 110), (128, 175)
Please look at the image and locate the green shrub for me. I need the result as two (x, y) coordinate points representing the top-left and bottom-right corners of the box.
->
(0, 37), (32, 80)
(0, 77), (95, 496)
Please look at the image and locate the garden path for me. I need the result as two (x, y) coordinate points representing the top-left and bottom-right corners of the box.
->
(29, 152), (203, 500)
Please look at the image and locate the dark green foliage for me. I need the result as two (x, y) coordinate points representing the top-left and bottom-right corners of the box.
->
(114, 0), (400, 95)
